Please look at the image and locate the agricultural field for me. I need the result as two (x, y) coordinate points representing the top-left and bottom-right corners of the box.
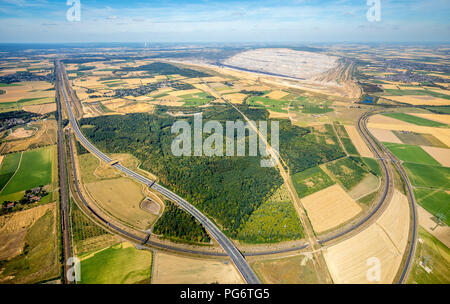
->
(403, 163), (450, 189)
(251, 253), (327, 284)
(344, 125), (373, 157)
(420, 146), (450, 167)
(291, 166), (335, 199)
(369, 128), (403, 144)
(383, 142), (441, 165)
(301, 184), (362, 233)
(0, 146), (54, 196)
(151, 252), (243, 284)
(408, 227), (450, 284)
(79, 242), (152, 284)
(383, 113), (447, 127)
(325, 157), (373, 191)
(246, 95), (289, 113)
(0, 203), (59, 283)
(392, 131), (446, 147)
(0, 152), (21, 190)
(0, 81), (55, 113)
(324, 190), (409, 284)
(414, 189), (450, 226)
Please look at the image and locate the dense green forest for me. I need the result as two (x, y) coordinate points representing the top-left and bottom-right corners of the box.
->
(153, 201), (210, 243)
(80, 106), (283, 237)
(79, 105), (344, 241)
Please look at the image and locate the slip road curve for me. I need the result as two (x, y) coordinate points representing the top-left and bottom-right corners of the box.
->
(56, 61), (260, 284)
(352, 110), (417, 283)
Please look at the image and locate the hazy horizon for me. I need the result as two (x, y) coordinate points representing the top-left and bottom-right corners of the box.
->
(0, 0), (449, 43)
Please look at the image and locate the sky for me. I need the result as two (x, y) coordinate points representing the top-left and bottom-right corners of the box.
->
(0, 0), (449, 43)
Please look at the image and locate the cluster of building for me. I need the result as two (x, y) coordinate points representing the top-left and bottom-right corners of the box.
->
(1, 187), (49, 213)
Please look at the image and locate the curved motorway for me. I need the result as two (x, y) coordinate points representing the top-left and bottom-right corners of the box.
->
(56, 61), (260, 284)
(57, 60), (417, 284)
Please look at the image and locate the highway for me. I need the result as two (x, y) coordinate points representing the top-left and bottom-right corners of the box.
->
(354, 111), (418, 283)
(57, 59), (416, 283)
(56, 61), (261, 284)
(317, 111), (394, 244)
(55, 73), (73, 284)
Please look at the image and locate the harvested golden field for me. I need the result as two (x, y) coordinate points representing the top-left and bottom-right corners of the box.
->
(344, 125), (373, 157)
(85, 177), (157, 230)
(116, 102), (154, 114)
(0, 204), (54, 261)
(301, 184), (362, 234)
(408, 113), (450, 125)
(0, 81), (54, 103)
(420, 146), (450, 167)
(417, 205), (450, 248)
(368, 128), (403, 144)
(385, 95), (450, 106)
(152, 252), (244, 284)
(251, 253), (327, 284)
(369, 114), (415, 126)
(1, 120), (57, 154)
(324, 190), (409, 284)
(224, 93), (247, 104)
(22, 103), (56, 114)
(265, 90), (289, 99)
(201, 76), (228, 83)
(268, 110), (290, 119)
(367, 123), (450, 147)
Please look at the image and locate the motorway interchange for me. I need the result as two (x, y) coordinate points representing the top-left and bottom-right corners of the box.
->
(56, 61), (417, 284)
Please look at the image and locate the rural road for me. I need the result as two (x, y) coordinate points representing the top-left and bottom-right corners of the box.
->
(56, 61), (261, 284)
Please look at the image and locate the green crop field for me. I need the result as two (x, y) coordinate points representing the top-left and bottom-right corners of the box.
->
(291, 166), (335, 198)
(414, 189), (450, 225)
(341, 137), (359, 156)
(383, 89), (450, 100)
(180, 92), (214, 106)
(246, 96), (289, 113)
(0, 101), (19, 112)
(237, 200), (303, 243)
(325, 157), (368, 190)
(79, 243), (152, 284)
(383, 142), (441, 165)
(426, 106), (450, 115)
(407, 227), (450, 284)
(383, 112), (447, 127)
(301, 103), (333, 114)
(0, 146), (53, 195)
(361, 157), (382, 177)
(0, 83), (21, 87)
(0, 152), (22, 190)
(403, 163), (450, 190)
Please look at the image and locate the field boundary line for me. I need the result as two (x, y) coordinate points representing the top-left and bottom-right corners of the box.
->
(0, 151), (23, 194)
